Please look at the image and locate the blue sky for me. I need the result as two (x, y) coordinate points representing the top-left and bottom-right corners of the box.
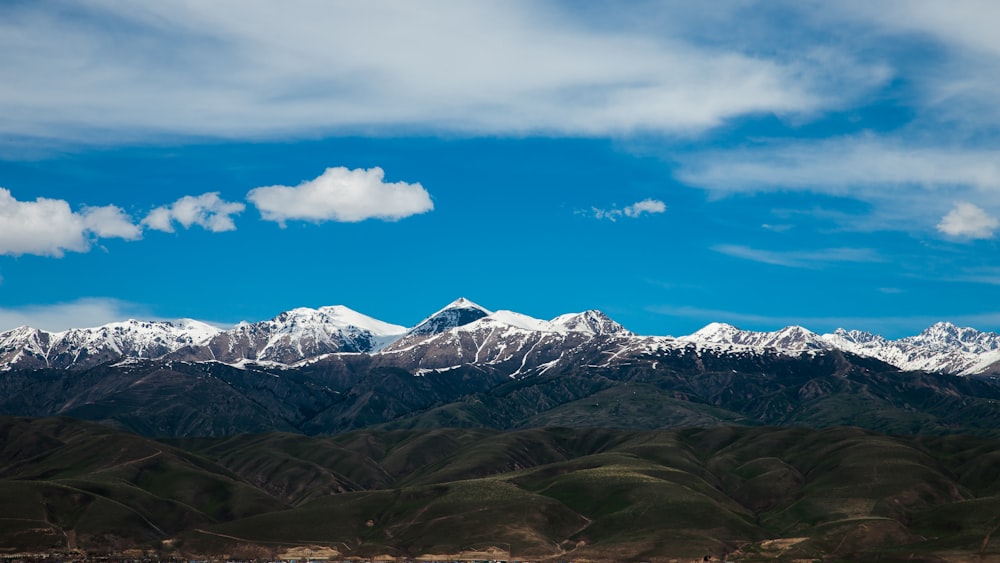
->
(2, 1), (1000, 338)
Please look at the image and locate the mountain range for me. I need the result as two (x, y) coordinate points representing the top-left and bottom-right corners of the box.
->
(2, 297), (1000, 376)
(4, 300), (1000, 559)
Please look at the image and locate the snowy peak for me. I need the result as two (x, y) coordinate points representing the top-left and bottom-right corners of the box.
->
(767, 326), (829, 350)
(280, 305), (407, 337)
(550, 310), (633, 336)
(902, 322), (1000, 354)
(441, 297), (488, 312)
(484, 310), (556, 332)
(681, 323), (829, 350)
(467, 309), (632, 335)
(823, 328), (886, 347)
(684, 322), (742, 343)
(408, 297), (492, 337)
(0, 318), (224, 370)
(208, 305), (407, 362)
(6, 298), (1000, 377)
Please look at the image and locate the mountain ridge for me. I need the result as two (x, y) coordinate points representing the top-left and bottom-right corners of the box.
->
(2, 298), (1000, 376)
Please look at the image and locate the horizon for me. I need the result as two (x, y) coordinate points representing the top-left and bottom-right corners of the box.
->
(0, 294), (992, 341)
(3, 3), (1000, 340)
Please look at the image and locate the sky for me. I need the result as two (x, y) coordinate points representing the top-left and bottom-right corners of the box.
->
(2, 1), (1000, 338)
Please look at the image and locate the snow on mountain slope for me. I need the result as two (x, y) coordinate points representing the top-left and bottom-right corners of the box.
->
(0, 319), (223, 370)
(821, 322), (1000, 375)
(405, 297), (491, 337)
(379, 306), (634, 375)
(679, 323), (831, 351)
(673, 321), (1000, 375)
(550, 310), (633, 336)
(3, 298), (1000, 376)
(193, 305), (407, 364)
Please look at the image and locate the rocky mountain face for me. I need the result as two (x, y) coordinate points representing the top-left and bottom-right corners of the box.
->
(0, 319), (221, 370)
(2, 298), (1000, 376)
(4, 300), (1000, 439)
(824, 322), (1000, 375)
(0, 306), (405, 370)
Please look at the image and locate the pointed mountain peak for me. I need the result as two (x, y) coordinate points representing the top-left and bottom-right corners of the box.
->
(823, 327), (883, 346)
(438, 297), (491, 314)
(906, 321), (1000, 352)
(550, 310), (633, 336)
(681, 323), (828, 350)
(685, 322), (743, 341)
(408, 297), (492, 336)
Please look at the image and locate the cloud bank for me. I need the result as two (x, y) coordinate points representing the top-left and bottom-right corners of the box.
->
(247, 167), (433, 225)
(675, 136), (1000, 234)
(0, 1), (854, 143)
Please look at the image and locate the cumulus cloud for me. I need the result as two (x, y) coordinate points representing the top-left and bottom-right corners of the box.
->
(143, 192), (245, 233)
(247, 167), (433, 225)
(937, 201), (998, 239)
(0, 188), (141, 257)
(592, 199), (666, 221)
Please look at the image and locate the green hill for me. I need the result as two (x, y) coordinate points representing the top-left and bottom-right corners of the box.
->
(3, 416), (1000, 560)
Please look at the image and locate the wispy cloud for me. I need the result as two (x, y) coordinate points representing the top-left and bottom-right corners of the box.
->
(591, 199), (666, 221)
(247, 167), (433, 225)
(0, 2), (875, 145)
(676, 136), (1000, 236)
(0, 298), (154, 332)
(712, 244), (880, 269)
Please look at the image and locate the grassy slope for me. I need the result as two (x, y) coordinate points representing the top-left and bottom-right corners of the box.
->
(4, 417), (1000, 560)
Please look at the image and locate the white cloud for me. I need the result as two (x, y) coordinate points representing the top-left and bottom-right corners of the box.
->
(712, 244), (881, 269)
(0, 298), (152, 331)
(143, 192), (245, 233)
(937, 201), (998, 239)
(247, 167), (433, 225)
(0, 1), (863, 145)
(676, 136), (1000, 234)
(593, 199), (666, 221)
(0, 188), (141, 257)
(677, 137), (1000, 196)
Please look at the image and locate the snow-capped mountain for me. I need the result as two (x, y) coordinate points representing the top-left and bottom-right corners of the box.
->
(674, 320), (1000, 376)
(822, 322), (1000, 375)
(2, 298), (1000, 376)
(404, 297), (491, 337)
(0, 319), (222, 370)
(167, 305), (407, 364)
(679, 323), (829, 351)
(0, 307), (403, 370)
(379, 299), (633, 375)
(550, 310), (633, 336)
